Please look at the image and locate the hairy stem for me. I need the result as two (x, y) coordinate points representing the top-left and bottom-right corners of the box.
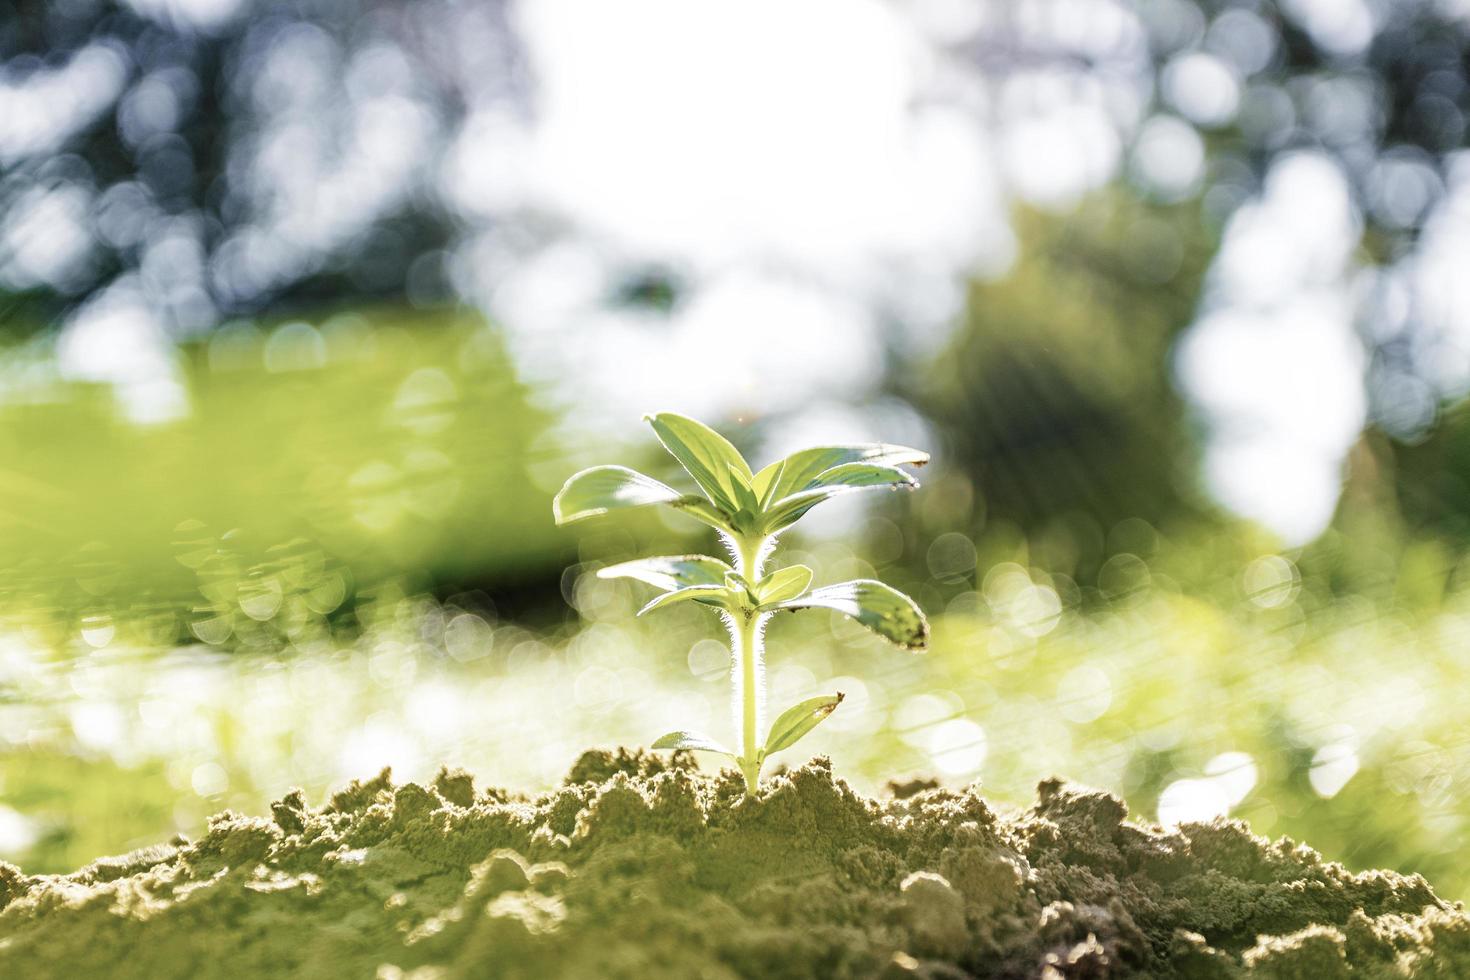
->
(735, 612), (761, 792)
(732, 535), (767, 581)
(733, 534), (769, 793)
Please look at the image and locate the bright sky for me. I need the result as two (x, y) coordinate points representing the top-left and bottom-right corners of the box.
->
(1176, 153), (1368, 544)
(463, 0), (1134, 464)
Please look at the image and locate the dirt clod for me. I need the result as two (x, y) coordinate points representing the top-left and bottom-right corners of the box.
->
(901, 871), (968, 958)
(0, 752), (1463, 979)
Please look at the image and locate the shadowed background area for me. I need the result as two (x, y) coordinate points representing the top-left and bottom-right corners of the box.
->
(3, 0), (1470, 900)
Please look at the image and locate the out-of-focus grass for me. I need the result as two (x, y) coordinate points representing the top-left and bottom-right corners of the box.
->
(0, 752), (177, 873)
(0, 308), (568, 650)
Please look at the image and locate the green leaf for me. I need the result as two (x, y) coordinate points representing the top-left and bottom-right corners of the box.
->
(553, 465), (679, 522)
(754, 564), (814, 605)
(758, 462), (919, 534)
(637, 585), (734, 616)
(597, 555), (733, 591)
(645, 413), (753, 514)
(723, 570), (757, 604)
(810, 461), (921, 491)
(652, 730), (735, 757)
(770, 580), (929, 650)
(754, 444), (928, 504)
(552, 465), (733, 532)
(763, 693), (844, 756)
(728, 462), (762, 529)
(751, 460), (786, 509)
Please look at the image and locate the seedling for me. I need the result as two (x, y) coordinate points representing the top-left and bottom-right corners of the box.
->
(553, 412), (929, 793)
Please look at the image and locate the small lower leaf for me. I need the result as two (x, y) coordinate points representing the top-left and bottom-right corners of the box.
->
(754, 564), (814, 605)
(638, 585), (732, 616)
(764, 693), (845, 755)
(652, 730), (735, 757)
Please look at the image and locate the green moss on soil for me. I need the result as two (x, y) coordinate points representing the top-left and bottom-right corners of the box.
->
(0, 752), (1465, 979)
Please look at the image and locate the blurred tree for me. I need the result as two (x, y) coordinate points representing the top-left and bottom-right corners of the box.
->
(908, 194), (1218, 541)
(0, 0), (523, 328)
(1376, 403), (1470, 547)
(920, 0), (1470, 550)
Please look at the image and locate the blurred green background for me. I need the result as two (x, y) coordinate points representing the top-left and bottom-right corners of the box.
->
(2, 0), (1470, 905)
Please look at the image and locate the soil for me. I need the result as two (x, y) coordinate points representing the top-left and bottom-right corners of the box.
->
(0, 750), (1465, 979)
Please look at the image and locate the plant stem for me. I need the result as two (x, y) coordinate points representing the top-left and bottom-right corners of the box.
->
(736, 611), (761, 792)
(734, 536), (766, 581)
(733, 534), (768, 794)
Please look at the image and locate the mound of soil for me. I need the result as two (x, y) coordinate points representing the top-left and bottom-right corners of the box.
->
(1, 751), (1465, 978)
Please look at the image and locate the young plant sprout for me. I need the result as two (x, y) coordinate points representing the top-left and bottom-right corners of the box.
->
(553, 412), (929, 793)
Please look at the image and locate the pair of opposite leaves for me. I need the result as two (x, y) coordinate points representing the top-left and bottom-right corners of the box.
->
(553, 412), (931, 650)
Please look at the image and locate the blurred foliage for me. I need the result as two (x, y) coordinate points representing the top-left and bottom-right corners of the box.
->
(0, 752), (176, 874)
(1384, 402), (1470, 542)
(0, 306), (567, 647)
(0, 0), (471, 322)
(910, 195), (1218, 547)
